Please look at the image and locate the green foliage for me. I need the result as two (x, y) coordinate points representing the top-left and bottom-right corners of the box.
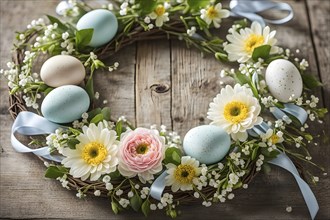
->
(301, 73), (322, 89)
(111, 201), (120, 214)
(89, 107), (111, 124)
(75, 28), (94, 49)
(130, 194), (143, 212)
(141, 199), (151, 217)
(86, 76), (94, 100)
(45, 166), (68, 179)
(47, 15), (68, 31)
(135, 0), (157, 15)
(252, 45), (271, 61)
(67, 138), (80, 149)
(163, 147), (182, 165)
(233, 71), (250, 85)
(115, 120), (124, 138)
(187, 0), (209, 11)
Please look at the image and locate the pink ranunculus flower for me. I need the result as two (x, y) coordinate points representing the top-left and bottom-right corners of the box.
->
(118, 128), (166, 183)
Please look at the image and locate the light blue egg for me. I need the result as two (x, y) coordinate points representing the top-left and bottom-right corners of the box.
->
(41, 85), (90, 123)
(183, 125), (231, 165)
(76, 9), (118, 48)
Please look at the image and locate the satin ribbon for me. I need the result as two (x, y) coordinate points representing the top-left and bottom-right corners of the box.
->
(230, 0), (294, 27)
(270, 103), (308, 125)
(11, 111), (64, 162)
(269, 153), (319, 219)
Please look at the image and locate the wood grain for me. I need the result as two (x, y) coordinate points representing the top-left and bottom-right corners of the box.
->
(0, 0), (329, 219)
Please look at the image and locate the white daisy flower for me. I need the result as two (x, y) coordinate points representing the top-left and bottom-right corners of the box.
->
(224, 21), (279, 63)
(149, 4), (170, 27)
(61, 122), (119, 181)
(207, 84), (263, 141)
(165, 156), (201, 192)
(200, 3), (230, 28)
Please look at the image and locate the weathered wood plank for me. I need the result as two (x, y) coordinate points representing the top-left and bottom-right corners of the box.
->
(135, 40), (172, 129)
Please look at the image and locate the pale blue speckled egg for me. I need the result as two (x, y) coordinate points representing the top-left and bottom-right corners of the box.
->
(41, 85), (90, 123)
(76, 9), (118, 47)
(183, 125), (231, 165)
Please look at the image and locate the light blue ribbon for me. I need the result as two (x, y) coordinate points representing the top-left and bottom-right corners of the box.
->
(11, 111), (64, 162)
(150, 171), (168, 201)
(269, 152), (319, 219)
(270, 103), (308, 125)
(230, 0), (294, 27)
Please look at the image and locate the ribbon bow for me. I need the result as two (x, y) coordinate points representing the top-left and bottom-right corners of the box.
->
(230, 0), (294, 27)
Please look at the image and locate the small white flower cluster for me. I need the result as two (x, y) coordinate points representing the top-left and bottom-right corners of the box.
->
(109, 62), (119, 72)
(229, 152), (245, 168)
(46, 128), (69, 154)
(60, 32), (75, 55)
(294, 136), (304, 148)
(56, 174), (70, 189)
(150, 124), (182, 149)
(261, 96), (278, 108)
(140, 187), (150, 199)
(72, 112), (89, 128)
(26, 18), (45, 29)
(228, 23), (242, 34)
(76, 190), (86, 198)
(119, 198), (130, 208)
(143, 16), (154, 30)
(187, 26), (196, 37)
(193, 165), (208, 190)
(238, 60), (264, 77)
(256, 154), (265, 171)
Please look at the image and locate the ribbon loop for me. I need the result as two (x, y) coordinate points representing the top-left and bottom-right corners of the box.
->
(11, 111), (64, 162)
(230, 0), (294, 27)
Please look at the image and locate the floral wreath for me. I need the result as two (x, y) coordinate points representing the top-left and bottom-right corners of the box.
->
(1, 0), (327, 219)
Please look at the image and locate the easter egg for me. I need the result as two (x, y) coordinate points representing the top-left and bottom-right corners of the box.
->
(76, 9), (118, 47)
(265, 59), (303, 103)
(41, 85), (90, 123)
(40, 55), (85, 87)
(183, 125), (231, 165)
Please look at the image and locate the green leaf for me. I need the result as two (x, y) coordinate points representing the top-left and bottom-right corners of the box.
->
(195, 16), (208, 30)
(141, 200), (151, 217)
(304, 134), (313, 141)
(75, 28), (94, 48)
(111, 201), (119, 214)
(88, 108), (102, 120)
(115, 120), (123, 137)
(315, 108), (328, 118)
(86, 76), (94, 100)
(90, 113), (104, 124)
(163, 147), (182, 165)
(101, 107), (111, 121)
(301, 73), (322, 89)
(109, 169), (121, 179)
(261, 149), (280, 160)
(67, 138), (80, 149)
(135, 0), (157, 15)
(251, 147), (259, 160)
(45, 166), (68, 179)
(262, 163), (272, 174)
(215, 52), (228, 61)
(130, 194), (143, 212)
(234, 72), (250, 85)
(187, 0), (209, 10)
(252, 45), (271, 61)
(46, 15), (68, 31)
(43, 87), (53, 95)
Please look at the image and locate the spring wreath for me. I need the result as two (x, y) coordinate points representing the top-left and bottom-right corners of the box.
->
(1, 0), (328, 219)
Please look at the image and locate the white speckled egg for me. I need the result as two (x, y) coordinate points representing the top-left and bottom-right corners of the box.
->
(265, 59), (303, 103)
(41, 85), (90, 123)
(40, 55), (85, 87)
(76, 9), (118, 47)
(183, 125), (231, 165)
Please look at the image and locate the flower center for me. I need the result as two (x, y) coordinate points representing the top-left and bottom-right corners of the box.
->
(174, 164), (196, 184)
(270, 135), (280, 144)
(155, 5), (165, 16)
(224, 101), (249, 124)
(244, 34), (264, 54)
(82, 141), (107, 165)
(206, 6), (218, 19)
(136, 144), (149, 155)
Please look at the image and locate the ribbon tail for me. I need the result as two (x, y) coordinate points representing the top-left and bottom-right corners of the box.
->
(269, 153), (319, 219)
(150, 171), (168, 201)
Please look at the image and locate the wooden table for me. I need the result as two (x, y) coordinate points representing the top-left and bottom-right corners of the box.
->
(0, 0), (329, 219)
